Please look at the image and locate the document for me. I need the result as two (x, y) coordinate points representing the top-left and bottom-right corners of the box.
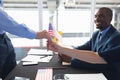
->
(21, 49), (53, 63)
(64, 73), (107, 80)
(21, 55), (53, 62)
(27, 49), (53, 56)
(35, 68), (53, 80)
(22, 61), (38, 66)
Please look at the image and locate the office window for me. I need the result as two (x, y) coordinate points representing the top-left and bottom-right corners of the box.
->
(57, 9), (91, 46)
(3, 0), (120, 48)
(5, 9), (40, 47)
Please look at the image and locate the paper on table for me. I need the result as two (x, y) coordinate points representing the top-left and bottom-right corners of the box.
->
(22, 61), (38, 66)
(21, 55), (44, 62)
(21, 55), (53, 62)
(27, 49), (53, 56)
(64, 73), (107, 80)
(39, 56), (53, 62)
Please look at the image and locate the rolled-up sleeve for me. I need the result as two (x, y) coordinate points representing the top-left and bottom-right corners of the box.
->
(99, 46), (120, 63)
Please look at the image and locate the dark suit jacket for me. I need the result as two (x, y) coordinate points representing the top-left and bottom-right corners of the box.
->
(75, 25), (120, 63)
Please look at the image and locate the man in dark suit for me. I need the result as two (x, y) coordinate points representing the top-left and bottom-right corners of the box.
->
(47, 7), (120, 80)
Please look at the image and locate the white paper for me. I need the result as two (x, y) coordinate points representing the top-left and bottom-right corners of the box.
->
(22, 55), (44, 62)
(65, 73), (107, 80)
(27, 49), (53, 56)
(21, 55), (53, 62)
(39, 56), (53, 62)
(22, 61), (38, 66)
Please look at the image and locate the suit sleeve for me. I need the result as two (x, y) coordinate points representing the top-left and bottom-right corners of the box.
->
(75, 31), (98, 50)
(99, 46), (120, 63)
(75, 39), (92, 50)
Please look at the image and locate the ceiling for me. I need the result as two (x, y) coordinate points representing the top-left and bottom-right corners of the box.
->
(2, 0), (120, 9)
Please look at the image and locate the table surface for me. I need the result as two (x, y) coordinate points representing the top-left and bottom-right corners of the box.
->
(5, 53), (99, 80)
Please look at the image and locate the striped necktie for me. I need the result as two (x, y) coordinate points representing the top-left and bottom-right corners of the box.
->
(98, 33), (102, 42)
(96, 33), (102, 51)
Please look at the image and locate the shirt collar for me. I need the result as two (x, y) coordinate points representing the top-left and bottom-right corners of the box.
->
(99, 25), (111, 37)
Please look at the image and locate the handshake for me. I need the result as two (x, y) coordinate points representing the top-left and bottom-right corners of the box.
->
(37, 30), (71, 63)
(36, 30), (71, 63)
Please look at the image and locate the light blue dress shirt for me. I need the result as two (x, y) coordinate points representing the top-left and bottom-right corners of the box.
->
(99, 25), (111, 39)
(0, 8), (36, 39)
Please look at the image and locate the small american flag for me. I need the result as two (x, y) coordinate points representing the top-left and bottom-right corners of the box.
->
(48, 23), (62, 44)
(48, 23), (55, 37)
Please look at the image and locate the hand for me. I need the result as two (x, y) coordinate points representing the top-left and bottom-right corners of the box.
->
(47, 39), (71, 63)
(47, 41), (71, 63)
(47, 40), (59, 52)
(36, 30), (52, 42)
(58, 53), (71, 63)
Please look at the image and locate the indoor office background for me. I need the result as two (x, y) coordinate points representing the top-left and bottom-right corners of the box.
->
(2, 0), (120, 61)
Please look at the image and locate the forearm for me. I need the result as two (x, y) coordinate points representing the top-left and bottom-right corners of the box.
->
(59, 46), (107, 64)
